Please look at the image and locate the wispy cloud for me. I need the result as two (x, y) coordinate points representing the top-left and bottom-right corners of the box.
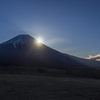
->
(85, 54), (100, 61)
(96, 59), (100, 61)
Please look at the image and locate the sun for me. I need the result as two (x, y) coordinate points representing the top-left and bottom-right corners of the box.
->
(36, 37), (44, 45)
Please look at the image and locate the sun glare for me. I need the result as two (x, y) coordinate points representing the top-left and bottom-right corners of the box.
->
(36, 37), (44, 45)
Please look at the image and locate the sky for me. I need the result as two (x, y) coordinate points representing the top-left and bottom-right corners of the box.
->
(0, 0), (100, 58)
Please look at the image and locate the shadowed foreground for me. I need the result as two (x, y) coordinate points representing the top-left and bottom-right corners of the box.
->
(0, 74), (100, 100)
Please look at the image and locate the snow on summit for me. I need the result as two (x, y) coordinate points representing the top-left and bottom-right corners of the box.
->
(2, 34), (34, 48)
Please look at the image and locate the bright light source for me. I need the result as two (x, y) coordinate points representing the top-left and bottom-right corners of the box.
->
(36, 37), (43, 45)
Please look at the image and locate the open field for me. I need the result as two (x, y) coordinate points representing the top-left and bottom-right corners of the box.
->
(0, 74), (100, 100)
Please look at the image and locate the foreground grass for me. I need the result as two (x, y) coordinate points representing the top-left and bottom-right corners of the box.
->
(0, 74), (100, 100)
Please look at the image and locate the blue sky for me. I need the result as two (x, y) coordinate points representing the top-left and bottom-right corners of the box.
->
(0, 0), (100, 58)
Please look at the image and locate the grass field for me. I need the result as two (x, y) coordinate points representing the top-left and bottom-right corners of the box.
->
(0, 74), (100, 100)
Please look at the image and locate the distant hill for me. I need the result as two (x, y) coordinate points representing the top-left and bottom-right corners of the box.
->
(64, 54), (100, 70)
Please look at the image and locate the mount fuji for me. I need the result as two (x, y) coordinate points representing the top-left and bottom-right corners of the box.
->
(0, 34), (82, 68)
(0, 34), (100, 70)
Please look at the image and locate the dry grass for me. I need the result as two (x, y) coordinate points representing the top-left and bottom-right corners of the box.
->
(0, 74), (100, 100)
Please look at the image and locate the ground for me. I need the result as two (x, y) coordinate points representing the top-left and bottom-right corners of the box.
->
(0, 74), (100, 100)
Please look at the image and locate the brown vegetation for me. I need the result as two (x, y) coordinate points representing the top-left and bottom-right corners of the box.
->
(0, 74), (100, 100)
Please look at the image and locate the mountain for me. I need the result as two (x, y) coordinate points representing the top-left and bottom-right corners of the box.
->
(2, 34), (34, 48)
(64, 54), (100, 70)
(0, 34), (88, 68)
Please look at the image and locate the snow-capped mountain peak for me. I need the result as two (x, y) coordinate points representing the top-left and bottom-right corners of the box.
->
(2, 34), (34, 48)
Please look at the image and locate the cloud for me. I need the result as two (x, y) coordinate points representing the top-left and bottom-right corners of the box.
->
(96, 59), (100, 61)
(85, 54), (100, 61)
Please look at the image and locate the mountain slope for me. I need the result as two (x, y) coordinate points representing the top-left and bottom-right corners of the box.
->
(64, 53), (100, 70)
(0, 34), (87, 68)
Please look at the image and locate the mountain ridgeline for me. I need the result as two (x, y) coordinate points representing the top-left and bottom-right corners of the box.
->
(0, 34), (87, 68)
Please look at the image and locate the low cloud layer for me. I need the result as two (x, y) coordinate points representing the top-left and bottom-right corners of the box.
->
(85, 54), (100, 61)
